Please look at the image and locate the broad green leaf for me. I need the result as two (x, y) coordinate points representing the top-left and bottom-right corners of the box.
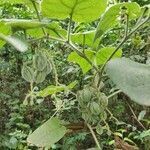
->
(96, 47), (122, 65)
(2, 19), (48, 30)
(0, 34), (28, 52)
(94, 2), (141, 42)
(67, 47), (122, 74)
(46, 22), (67, 38)
(27, 118), (67, 147)
(38, 81), (77, 97)
(0, 22), (11, 48)
(42, 0), (107, 22)
(71, 30), (97, 47)
(105, 58), (150, 106)
(68, 50), (95, 74)
(27, 22), (67, 38)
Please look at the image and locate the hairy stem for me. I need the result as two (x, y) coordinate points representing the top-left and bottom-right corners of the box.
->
(126, 102), (146, 130)
(87, 123), (102, 150)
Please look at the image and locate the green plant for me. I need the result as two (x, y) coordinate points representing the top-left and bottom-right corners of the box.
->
(0, 0), (150, 149)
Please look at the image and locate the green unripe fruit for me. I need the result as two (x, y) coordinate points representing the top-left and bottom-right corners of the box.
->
(90, 102), (100, 115)
(96, 124), (103, 135)
(82, 112), (90, 123)
(35, 71), (47, 84)
(43, 60), (52, 75)
(33, 52), (47, 71)
(100, 111), (107, 120)
(99, 93), (108, 108)
(77, 87), (94, 106)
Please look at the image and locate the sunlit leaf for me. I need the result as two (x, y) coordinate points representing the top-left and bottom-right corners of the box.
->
(42, 0), (107, 22)
(68, 50), (95, 74)
(94, 2), (141, 42)
(71, 30), (96, 47)
(96, 47), (122, 65)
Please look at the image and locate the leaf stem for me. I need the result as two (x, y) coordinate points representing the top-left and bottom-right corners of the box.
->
(126, 101), (146, 130)
(68, 42), (100, 73)
(67, 14), (73, 42)
(30, 0), (46, 35)
(51, 58), (59, 86)
(107, 90), (122, 99)
(106, 108), (119, 123)
(87, 123), (102, 150)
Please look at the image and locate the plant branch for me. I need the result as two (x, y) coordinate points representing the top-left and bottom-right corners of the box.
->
(87, 123), (102, 150)
(126, 102), (146, 130)
(68, 42), (100, 73)
(51, 58), (59, 86)
(67, 14), (73, 42)
(107, 90), (122, 99)
(30, 0), (46, 35)
(99, 15), (149, 80)
(106, 108), (119, 123)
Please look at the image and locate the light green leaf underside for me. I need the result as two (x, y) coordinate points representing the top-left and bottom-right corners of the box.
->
(71, 30), (98, 47)
(27, 22), (67, 38)
(27, 118), (67, 147)
(0, 34), (28, 52)
(105, 58), (150, 106)
(94, 2), (141, 42)
(42, 0), (107, 22)
(2, 19), (48, 30)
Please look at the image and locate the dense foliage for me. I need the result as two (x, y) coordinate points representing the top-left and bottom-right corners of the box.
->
(0, 0), (150, 149)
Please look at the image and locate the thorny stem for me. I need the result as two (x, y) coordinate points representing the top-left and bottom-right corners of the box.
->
(87, 123), (102, 150)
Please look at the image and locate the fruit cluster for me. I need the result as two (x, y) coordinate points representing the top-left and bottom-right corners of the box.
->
(77, 87), (108, 125)
(21, 51), (52, 84)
